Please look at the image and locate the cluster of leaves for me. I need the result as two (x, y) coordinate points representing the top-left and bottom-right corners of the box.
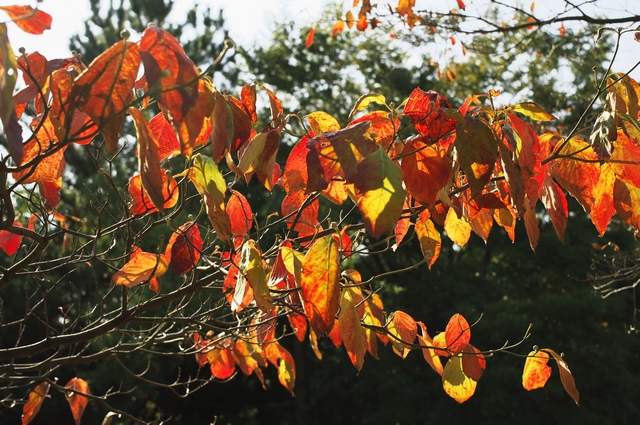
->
(2, 2), (639, 423)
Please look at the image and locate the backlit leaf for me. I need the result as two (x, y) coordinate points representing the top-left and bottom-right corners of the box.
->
(417, 322), (444, 376)
(237, 129), (282, 190)
(305, 28), (315, 48)
(442, 354), (477, 403)
(444, 207), (471, 247)
(307, 111), (341, 135)
(237, 240), (273, 313)
(613, 178), (640, 232)
(281, 136), (311, 194)
(512, 102), (556, 121)
(354, 147), (406, 238)
(301, 234), (341, 334)
(276, 344), (296, 396)
(415, 211), (441, 269)
(591, 163), (616, 235)
(401, 141), (452, 206)
(609, 130), (640, 189)
(455, 116), (498, 197)
(188, 154), (232, 242)
(348, 110), (399, 150)
(522, 351), (551, 391)
(551, 137), (600, 213)
(22, 382), (49, 425)
(207, 347), (236, 380)
(149, 112), (180, 161)
(128, 171), (178, 216)
(112, 251), (168, 288)
(72, 40), (140, 154)
(65, 378), (90, 425)
(0, 221), (23, 255)
(282, 190), (320, 236)
(402, 88), (456, 143)
(387, 310), (417, 358)
(0, 5), (52, 34)
(140, 26), (214, 155)
(444, 313), (471, 354)
(339, 288), (366, 370)
(129, 108), (166, 212)
(306, 121), (376, 192)
(165, 222), (203, 276)
(227, 190), (253, 236)
(348, 93), (386, 119)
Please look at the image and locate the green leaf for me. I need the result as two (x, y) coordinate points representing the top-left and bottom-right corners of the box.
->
(348, 93), (387, 120)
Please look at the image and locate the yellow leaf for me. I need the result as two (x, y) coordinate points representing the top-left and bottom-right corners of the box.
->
(442, 354), (477, 403)
(522, 350), (552, 390)
(512, 102), (556, 121)
(112, 251), (168, 288)
(306, 111), (341, 135)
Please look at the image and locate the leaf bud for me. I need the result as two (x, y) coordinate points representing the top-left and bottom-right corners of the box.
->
(120, 29), (131, 40)
(18, 47), (26, 54)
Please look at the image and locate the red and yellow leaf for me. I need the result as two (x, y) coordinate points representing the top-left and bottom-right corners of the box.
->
(522, 350), (552, 391)
(128, 171), (179, 216)
(112, 251), (168, 288)
(402, 88), (456, 143)
(21, 382), (49, 425)
(442, 354), (477, 403)
(386, 310), (417, 358)
(300, 234), (341, 334)
(354, 147), (406, 238)
(415, 211), (441, 269)
(417, 322), (444, 376)
(165, 222), (203, 276)
(401, 141), (452, 206)
(65, 378), (90, 425)
(0, 5), (52, 34)
(207, 347), (236, 380)
(444, 313), (471, 354)
(71, 40), (140, 154)
(237, 240), (273, 313)
(282, 190), (320, 236)
(227, 190), (253, 236)
(339, 288), (367, 370)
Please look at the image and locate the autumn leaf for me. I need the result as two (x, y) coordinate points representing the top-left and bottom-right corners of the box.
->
(0, 5), (52, 34)
(417, 322), (444, 376)
(165, 222), (203, 276)
(545, 349), (580, 405)
(401, 141), (452, 206)
(444, 313), (471, 354)
(522, 351), (552, 391)
(65, 378), (90, 425)
(301, 234), (341, 334)
(354, 147), (406, 238)
(188, 154), (232, 242)
(22, 382), (49, 425)
(282, 190), (320, 236)
(0, 221), (23, 255)
(402, 88), (456, 143)
(455, 116), (498, 197)
(442, 354), (478, 403)
(129, 108), (166, 212)
(276, 343), (296, 396)
(237, 240), (273, 313)
(305, 28), (315, 48)
(396, 0), (415, 16)
(444, 207), (472, 247)
(415, 211), (442, 269)
(112, 251), (168, 289)
(140, 26), (214, 156)
(609, 130), (640, 189)
(613, 178), (640, 232)
(339, 288), (367, 370)
(128, 171), (178, 216)
(148, 112), (180, 161)
(0, 23), (22, 164)
(387, 310), (417, 358)
(306, 121), (376, 192)
(207, 347), (236, 380)
(227, 190), (253, 236)
(237, 129), (282, 191)
(512, 102), (556, 121)
(71, 40), (140, 154)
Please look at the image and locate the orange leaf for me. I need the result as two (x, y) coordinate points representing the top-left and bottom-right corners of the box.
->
(21, 382), (49, 425)
(281, 135), (312, 194)
(551, 137), (600, 213)
(614, 177), (640, 232)
(276, 343), (296, 396)
(140, 26), (214, 156)
(339, 288), (367, 370)
(12, 118), (66, 183)
(301, 234), (341, 334)
(591, 163), (616, 235)
(387, 310), (417, 358)
(401, 141), (452, 206)
(207, 347), (236, 380)
(65, 378), (90, 425)
(610, 130), (640, 189)
(522, 350), (552, 390)
(237, 129), (282, 191)
(417, 322), (444, 376)
(227, 190), (253, 236)
(305, 28), (315, 48)
(237, 240), (273, 313)
(402, 88), (456, 144)
(457, 0), (467, 10)
(332, 20), (345, 37)
(71, 40), (140, 154)
(0, 221), (23, 255)
(444, 313), (471, 354)
(415, 211), (441, 269)
(165, 222), (203, 275)
(111, 251), (168, 288)
(148, 112), (180, 161)
(129, 107), (166, 212)
(282, 190), (320, 236)
(0, 5), (51, 34)
(128, 171), (178, 216)
(354, 147), (406, 238)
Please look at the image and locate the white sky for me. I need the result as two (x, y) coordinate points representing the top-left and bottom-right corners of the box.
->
(2, 0), (640, 79)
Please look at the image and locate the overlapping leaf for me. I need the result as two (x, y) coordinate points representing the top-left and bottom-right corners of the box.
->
(401, 140), (452, 206)
(455, 116), (498, 197)
(0, 222), (23, 255)
(111, 250), (168, 290)
(402, 88), (456, 143)
(165, 222), (203, 276)
(415, 210), (441, 269)
(300, 234), (341, 334)
(128, 171), (179, 216)
(71, 40), (140, 154)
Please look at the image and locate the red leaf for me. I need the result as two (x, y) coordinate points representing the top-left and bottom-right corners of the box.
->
(306, 28), (315, 48)
(21, 382), (49, 425)
(129, 108), (165, 212)
(455, 116), (498, 197)
(301, 235), (341, 334)
(0, 221), (23, 255)
(610, 130), (640, 188)
(128, 171), (179, 216)
(241, 83), (258, 124)
(444, 313), (471, 354)
(207, 347), (236, 380)
(281, 135), (312, 195)
(282, 190), (320, 236)
(402, 88), (456, 143)
(0, 6), (52, 34)
(401, 141), (452, 206)
(541, 173), (569, 240)
(614, 177), (640, 232)
(65, 378), (90, 425)
(71, 40), (140, 154)
(348, 110), (399, 151)
(165, 222), (203, 275)
(140, 26), (214, 156)
(227, 190), (253, 236)
(457, 0), (467, 10)
(149, 112), (180, 161)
